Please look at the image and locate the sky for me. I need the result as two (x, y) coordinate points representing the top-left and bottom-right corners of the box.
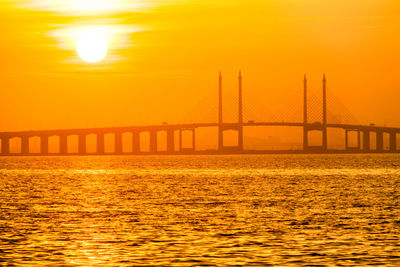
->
(0, 0), (400, 131)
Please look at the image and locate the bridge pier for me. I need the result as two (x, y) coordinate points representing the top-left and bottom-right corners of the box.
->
(132, 131), (140, 154)
(78, 134), (86, 155)
(390, 132), (397, 152)
(179, 130), (182, 151)
(238, 127), (243, 151)
(115, 132), (123, 154)
(60, 134), (68, 155)
(376, 131), (384, 152)
(1, 136), (10, 155)
(218, 126), (244, 153)
(322, 128), (328, 152)
(150, 130), (157, 154)
(97, 133), (105, 154)
(193, 129), (196, 151)
(218, 127), (223, 151)
(303, 125), (326, 153)
(21, 136), (29, 155)
(41, 135), (49, 155)
(363, 130), (370, 152)
(167, 129), (175, 153)
(303, 130), (308, 151)
(303, 126), (309, 152)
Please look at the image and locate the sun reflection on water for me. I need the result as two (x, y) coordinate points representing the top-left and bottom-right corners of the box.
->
(1, 167), (400, 177)
(1, 155), (400, 265)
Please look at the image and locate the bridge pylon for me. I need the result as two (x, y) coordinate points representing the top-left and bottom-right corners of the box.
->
(303, 74), (328, 153)
(322, 74), (328, 152)
(218, 72), (244, 153)
(218, 72), (223, 151)
(238, 71), (244, 151)
(303, 74), (308, 150)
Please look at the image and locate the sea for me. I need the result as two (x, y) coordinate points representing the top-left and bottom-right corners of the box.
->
(0, 154), (399, 266)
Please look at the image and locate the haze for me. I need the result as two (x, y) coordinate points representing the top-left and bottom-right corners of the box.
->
(0, 0), (399, 131)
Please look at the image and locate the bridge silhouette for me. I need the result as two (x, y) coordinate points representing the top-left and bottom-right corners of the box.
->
(0, 73), (399, 156)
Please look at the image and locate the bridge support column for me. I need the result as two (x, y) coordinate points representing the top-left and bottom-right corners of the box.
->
(390, 132), (397, 152)
(192, 129), (196, 152)
(218, 127), (223, 152)
(238, 127), (243, 151)
(60, 134), (68, 155)
(363, 130), (370, 152)
(179, 130), (183, 152)
(115, 132), (123, 154)
(132, 131), (140, 154)
(167, 129), (174, 153)
(322, 128), (328, 152)
(21, 136), (29, 155)
(1, 137), (10, 155)
(376, 131), (384, 152)
(78, 134), (86, 155)
(41, 135), (49, 155)
(97, 133), (104, 154)
(303, 128), (308, 151)
(150, 131), (157, 154)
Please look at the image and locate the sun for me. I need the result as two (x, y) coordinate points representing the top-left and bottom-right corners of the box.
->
(75, 27), (109, 63)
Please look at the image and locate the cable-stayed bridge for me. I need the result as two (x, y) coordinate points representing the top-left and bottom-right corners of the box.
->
(0, 73), (399, 156)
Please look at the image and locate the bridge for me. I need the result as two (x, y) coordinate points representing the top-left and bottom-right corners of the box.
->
(0, 73), (399, 156)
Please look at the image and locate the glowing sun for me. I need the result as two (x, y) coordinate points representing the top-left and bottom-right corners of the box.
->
(76, 27), (109, 63)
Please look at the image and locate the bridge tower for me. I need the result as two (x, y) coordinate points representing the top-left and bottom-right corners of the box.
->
(322, 74), (328, 151)
(218, 72), (223, 151)
(303, 74), (329, 152)
(217, 72), (244, 153)
(238, 71), (244, 151)
(303, 74), (308, 150)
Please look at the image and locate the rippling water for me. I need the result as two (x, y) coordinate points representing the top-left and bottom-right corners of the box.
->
(1, 154), (400, 266)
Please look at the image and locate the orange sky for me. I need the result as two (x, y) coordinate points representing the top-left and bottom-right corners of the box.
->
(1, 0), (400, 131)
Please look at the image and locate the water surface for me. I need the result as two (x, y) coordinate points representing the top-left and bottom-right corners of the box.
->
(1, 154), (399, 266)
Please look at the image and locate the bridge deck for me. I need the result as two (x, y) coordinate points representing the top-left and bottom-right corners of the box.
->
(0, 122), (399, 137)
(0, 122), (399, 156)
